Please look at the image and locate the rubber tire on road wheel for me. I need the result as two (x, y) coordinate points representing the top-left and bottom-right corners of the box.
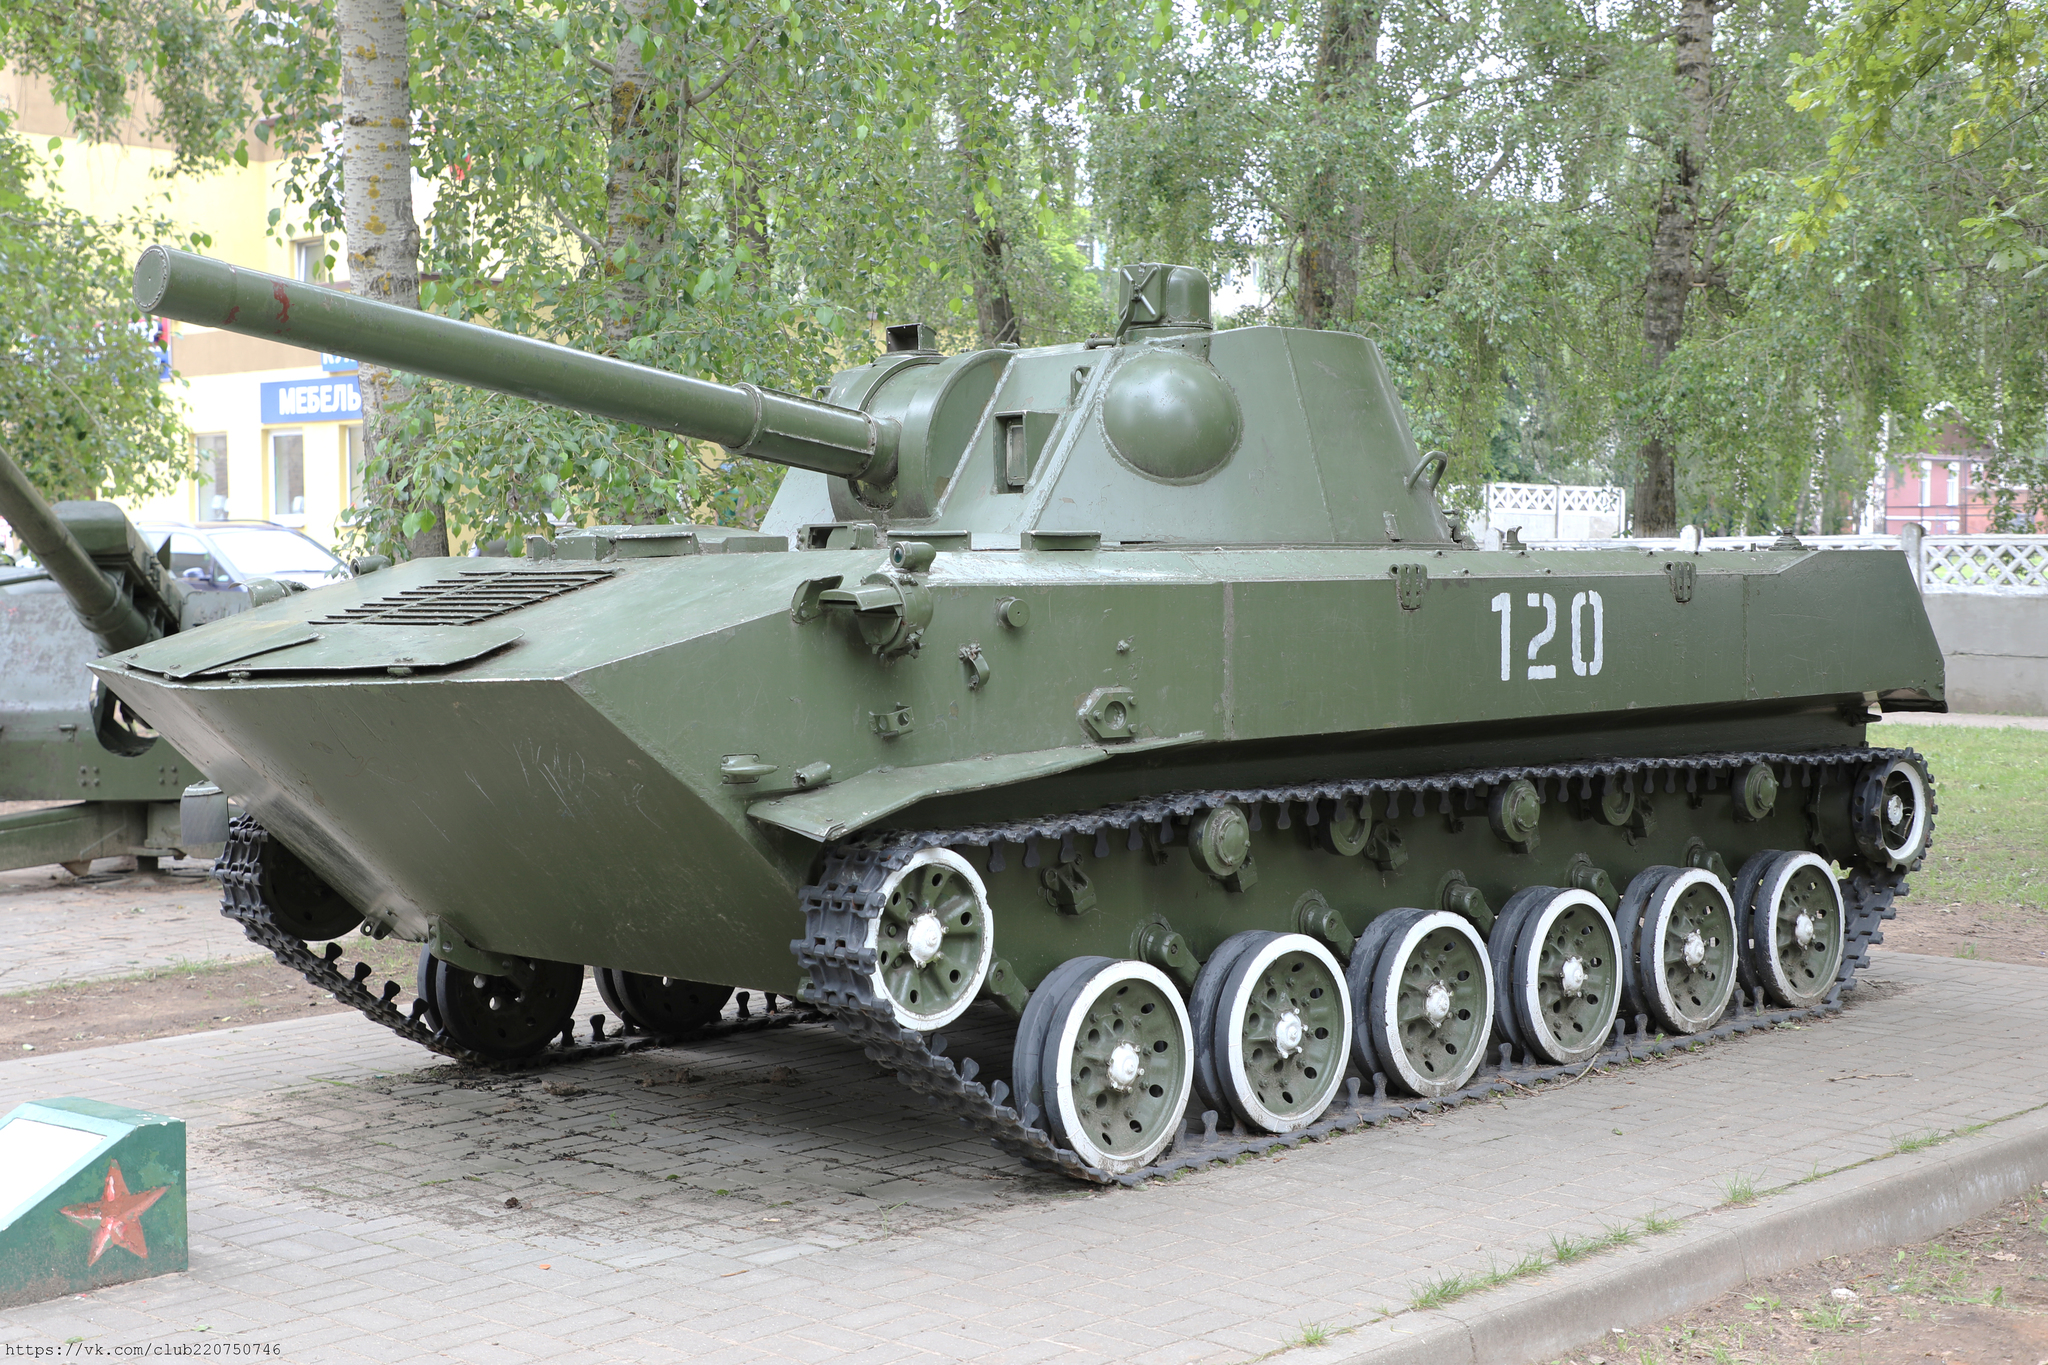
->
(1011, 956), (1114, 1129)
(1487, 886), (1553, 1058)
(1346, 908), (1420, 1085)
(1364, 908), (1494, 1099)
(1632, 868), (1739, 1036)
(1746, 851), (1846, 1010)
(1614, 865), (1684, 1025)
(1189, 931), (1273, 1121)
(1211, 933), (1351, 1133)
(1037, 959), (1194, 1175)
(1509, 888), (1621, 1066)
(1728, 850), (1777, 1000)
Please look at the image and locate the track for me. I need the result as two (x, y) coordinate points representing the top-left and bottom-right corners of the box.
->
(795, 746), (1920, 1184)
(220, 746), (1920, 1185)
(216, 816), (820, 1070)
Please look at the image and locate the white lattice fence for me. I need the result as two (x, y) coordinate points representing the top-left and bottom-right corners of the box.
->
(1920, 537), (2048, 593)
(1524, 533), (2048, 594)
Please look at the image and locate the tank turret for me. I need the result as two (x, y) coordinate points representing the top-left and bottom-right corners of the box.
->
(133, 248), (1455, 547)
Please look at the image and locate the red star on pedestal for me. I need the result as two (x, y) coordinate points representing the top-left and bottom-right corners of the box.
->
(60, 1160), (170, 1265)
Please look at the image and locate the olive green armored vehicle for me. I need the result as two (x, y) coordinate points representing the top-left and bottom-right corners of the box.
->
(104, 246), (1941, 1180)
(0, 450), (254, 873)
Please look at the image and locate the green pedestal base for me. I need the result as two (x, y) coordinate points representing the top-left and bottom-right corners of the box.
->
(0, 1098), (188, 1307)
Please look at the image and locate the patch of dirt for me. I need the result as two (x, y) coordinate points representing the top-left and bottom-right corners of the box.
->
(0, 936), (423, 1057)
(1880, 900), (2048, 968)
(1550, 1187), (2048, 1364)
(1, 959), (348, 1055)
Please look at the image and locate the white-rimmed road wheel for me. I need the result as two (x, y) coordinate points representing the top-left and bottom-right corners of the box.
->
(1207, 932), (1351, 1133)
(1745, 851), (1846, 1009)
(1040, 960), (1194, 1174)
(1509, 889), (1621, 1065)
(1364, 908), (1494, 1098)
(865, 849), (993, 1030)
(1632, 867), (1738, 1034)
(1853, 755), (1933, 870)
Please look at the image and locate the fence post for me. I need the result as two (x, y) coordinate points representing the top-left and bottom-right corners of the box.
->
(1897, 522), (1926, 593)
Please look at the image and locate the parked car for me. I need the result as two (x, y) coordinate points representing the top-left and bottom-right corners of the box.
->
(138, 521), (349, 592)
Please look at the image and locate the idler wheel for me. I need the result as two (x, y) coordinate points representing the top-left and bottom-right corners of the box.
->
(1362, 908), (1493, 1098)
(1742, 851), (1846, 1009)
(866, 849), (994, 1030)
(1202, 932), (1351, 1134)
(1509, 888), (1621, 1065)
(1031, 958), (1193, 1174)
(417, 951), (583, 1060)
(1625, 867), (1738, 1035)
(593, 968), (733, 1035)
(1853, 755), (1934, 870)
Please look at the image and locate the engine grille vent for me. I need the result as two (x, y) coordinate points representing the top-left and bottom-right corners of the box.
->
(314, 565), (616, 627)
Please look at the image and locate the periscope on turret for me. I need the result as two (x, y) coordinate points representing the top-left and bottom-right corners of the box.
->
(100, 246), (1945, 1181)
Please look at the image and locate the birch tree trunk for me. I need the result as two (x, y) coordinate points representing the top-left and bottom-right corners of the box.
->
(1634, 0), (1716, 535)
(339, 0), (443, 557)
(601, 0), (679, 356)
(1297, 0), (1377, 329)
(952, 94), (1020, 348)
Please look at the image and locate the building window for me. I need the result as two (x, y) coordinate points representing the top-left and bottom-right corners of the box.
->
(344, 423), (366, 505)
(293, 238), (329, 283)
(194, 432), (230, 521)
(270, 430), (306, 522)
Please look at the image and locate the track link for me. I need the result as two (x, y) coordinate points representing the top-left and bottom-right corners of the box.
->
(217, 815), (818, 1071)
(796, 746), (1923, 1184)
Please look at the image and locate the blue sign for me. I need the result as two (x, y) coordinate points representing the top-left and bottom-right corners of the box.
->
(261, 375), (362, 424)
(320, 353), (358, 373)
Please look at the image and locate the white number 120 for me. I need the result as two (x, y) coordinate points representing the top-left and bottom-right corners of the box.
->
(1492, 590), (1604, 682)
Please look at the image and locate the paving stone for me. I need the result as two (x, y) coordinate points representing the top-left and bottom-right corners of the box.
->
(0, 935), (2034, 1362)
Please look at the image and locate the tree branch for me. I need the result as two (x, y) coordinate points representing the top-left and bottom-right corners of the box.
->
(685, 23), (774, 108)
(547, 198), (602, 254)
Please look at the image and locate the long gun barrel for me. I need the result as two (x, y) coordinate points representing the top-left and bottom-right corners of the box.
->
(0, 450), (175, 654)
(133, 247), (899, 482)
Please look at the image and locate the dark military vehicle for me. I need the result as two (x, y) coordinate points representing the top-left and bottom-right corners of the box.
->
(0, 453), (261, 873)
(101, 245), (1940, 1179)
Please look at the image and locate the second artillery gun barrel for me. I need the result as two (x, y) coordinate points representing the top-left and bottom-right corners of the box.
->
(131, 246), (898, 482)
(0, 451), (162, 654)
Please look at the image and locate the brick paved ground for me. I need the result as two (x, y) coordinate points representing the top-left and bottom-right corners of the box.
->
(0, 946), (2040, 1364)
(0, 860), (262, 993)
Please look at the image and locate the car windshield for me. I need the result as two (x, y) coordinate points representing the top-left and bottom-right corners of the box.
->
(208, 528), (343, 578)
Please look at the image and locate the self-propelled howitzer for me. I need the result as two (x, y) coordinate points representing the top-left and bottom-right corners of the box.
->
(105, 246), (1945, 1181)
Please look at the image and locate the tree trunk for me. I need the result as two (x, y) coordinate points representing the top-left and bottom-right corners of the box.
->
(1634, 0), (1715, 535)
(339, 0), (443, 558)
(1297, 0), (1377, 329)
(601, 0), (680, 356)
(971, 220), (1020, 346)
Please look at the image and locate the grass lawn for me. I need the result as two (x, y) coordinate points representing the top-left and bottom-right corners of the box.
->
(1871, 721), (2048, 963)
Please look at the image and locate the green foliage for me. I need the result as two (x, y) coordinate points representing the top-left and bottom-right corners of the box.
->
(0, 114), (200, 503)
(0, 0), (262, 176)
(241, 0), (1162, 553)
(1782, 0), (2048, 269)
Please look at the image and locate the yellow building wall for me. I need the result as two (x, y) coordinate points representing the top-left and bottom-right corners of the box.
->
(8, 68), (356, 549)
